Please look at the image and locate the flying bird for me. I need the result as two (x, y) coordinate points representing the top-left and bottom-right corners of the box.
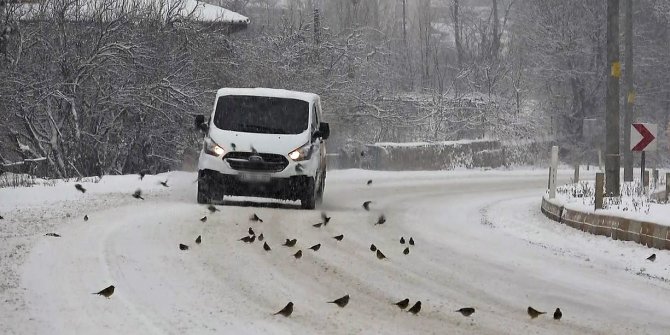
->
(321, 212), (331, 225)
(93, 285), (115, 298)
(363, 201), (372, 211)
(293, 250), (303, 259)
(328, 294), (350, 308)
(647, 253), (656, 262)
(376, 249), (387, 260)
(375, 215), (386, 225)
(195, 235), (201, 244)
(394, 298), (410, 309)
(159, 180), (169, 187)
(248, 227), (255, 236)
(74, 184), (87, 193)
(456, 307), (475, 317)
(527, 306), (546, 319)
(407, 301), (421, 314)
(283, 239), (297, 247)
(200, 216), (207, 222)
(263, 242), (271, 251)
(0, 215), (4, 219)
(274, 302), (293, 317)
(207, 205), (219, 213)
(250, 213), (263, 222)
(333, 234), (344, 241)
(409, 237), (415, 246)
(367, 180), (372, 185)
(258, 233), (264, 241)
(295, 164), (304, 173)
(179, 243), (189, 250)
(84, 215), (89, 221)
(553, 308), (562, 320)
(309, 244), (321, 251)
(251, 145), (258, 154)
(132, 189), (144, 200)
(400, 237), (405, 244)
(403, 247), (409, 255)
(313, 222), (323, 228)
(230, 143), (237, 151)
(370, 244), (377, 252)
(139, 170), (149, 180)
(45, 233), (61, 237)
(360, 151), (365, 157)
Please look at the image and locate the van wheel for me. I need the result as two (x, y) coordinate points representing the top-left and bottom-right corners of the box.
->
(300, 177), (316, 210)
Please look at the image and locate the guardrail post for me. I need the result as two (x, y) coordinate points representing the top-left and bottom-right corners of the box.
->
(652, 169), (659, 188)
(666, 172), (670, 203)
(643, 170), (650, 188)
(549, 146), (558, 199)
(595, 172), (604, 210)
(574, 164), (580, 183)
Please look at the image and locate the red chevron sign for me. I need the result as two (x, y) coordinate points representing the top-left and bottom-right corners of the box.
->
(631, 123), (657, 152)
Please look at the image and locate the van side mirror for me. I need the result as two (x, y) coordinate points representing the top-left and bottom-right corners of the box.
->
(318, 122), (330, 140)
(195, 115), (208, 132)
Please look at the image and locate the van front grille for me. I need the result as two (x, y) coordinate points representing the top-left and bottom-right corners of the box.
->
(224, 152), (288, 172)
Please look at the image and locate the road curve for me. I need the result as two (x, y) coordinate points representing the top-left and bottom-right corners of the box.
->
(19, 170), (670, 334)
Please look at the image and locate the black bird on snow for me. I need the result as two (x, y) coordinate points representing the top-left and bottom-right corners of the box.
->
(263, 242), (271, 251)
(45, 233), (61, 237)
(409, 237), (415, 246)
(295, 164), (304, 173)
(248, 227), (255, 236)
(293, 250), (303, 259)
(0, 215), (4, 220)
(74, 184), (87, 193)
(333, 234), (344, 241)
(93, 285), (115, 298)
(195, 235), (201, 244)
(375, 215), (386, 225)
(250, 213), (263, 222)
(400, 237), (405, 244)
(376, 249), (387, 260)
(403, 247), (410, 255)
(283, 238), (297, 247)
(367, 179), (372, 185)
(370, 244), (377, 252)
(456, 307), (475, 317)
(363, 201), (372, 211)
(328, 294), (350, 308)
(274, 302), (293, 317)
(159, 180), (169, 187)
(647, 253), (656, 262)
(309, 244), (321, 251)
(553, 308), (562, 320)
(84, 215), (89, 221)
(527, 306), (546, 319)
(207, 205), (219, 213)
(258, 233), (264, 241)
(407, 301), (421, 314)
(240, 235), (255, 243)
(132, 189), (144, 200)
(394, 298), (410, 309)
(179, 243), (189, 250)
(200, 216), (207, 223)
(321, 212), (331, 225)
(313, 222), (323, 228)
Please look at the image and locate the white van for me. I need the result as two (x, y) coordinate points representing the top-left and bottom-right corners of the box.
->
(195, 88), (330, 209)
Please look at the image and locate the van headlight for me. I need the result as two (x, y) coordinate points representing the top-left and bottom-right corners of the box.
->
(288, 142), (313, 161)
(203, 137), (225, 157)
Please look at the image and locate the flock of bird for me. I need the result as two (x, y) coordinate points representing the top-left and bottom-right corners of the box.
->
(24, 172), (661, 328)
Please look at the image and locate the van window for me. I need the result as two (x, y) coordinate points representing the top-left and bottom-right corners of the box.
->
(213, 95), (309, 135)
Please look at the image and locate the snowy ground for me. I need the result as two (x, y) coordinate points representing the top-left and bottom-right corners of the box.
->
(1, 168), (670, 334)
(552, 172), (669, 227)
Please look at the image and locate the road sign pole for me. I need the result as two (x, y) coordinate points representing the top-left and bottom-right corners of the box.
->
(641, 151), (645, 193)
(595, 173), (604, 210)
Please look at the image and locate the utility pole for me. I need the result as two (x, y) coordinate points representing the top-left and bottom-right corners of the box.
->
(622, 0), (634, 182)
(402, 0), (407, 45)
(605, 0), (621, 196)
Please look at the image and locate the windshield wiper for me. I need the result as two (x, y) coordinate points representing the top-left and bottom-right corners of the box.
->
(235, 123), (286, 134)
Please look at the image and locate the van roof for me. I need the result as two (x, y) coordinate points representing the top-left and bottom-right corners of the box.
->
(216, 88), (319, 103)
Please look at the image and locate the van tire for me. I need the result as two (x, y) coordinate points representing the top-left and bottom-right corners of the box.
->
(300, 177), (317, 210)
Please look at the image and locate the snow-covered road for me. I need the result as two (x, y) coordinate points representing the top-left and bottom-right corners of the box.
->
(2, 169), (670, 334)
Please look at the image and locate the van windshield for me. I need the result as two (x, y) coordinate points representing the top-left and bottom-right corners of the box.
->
(213, 95), (309, 135)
